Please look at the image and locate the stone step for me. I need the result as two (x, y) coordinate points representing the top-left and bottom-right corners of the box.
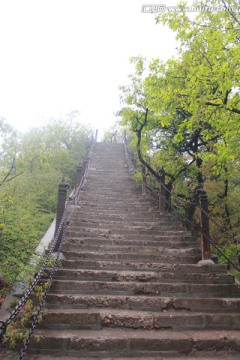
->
(62, 246), (200, 256)
(70, 216), (183, 226)
(89, 167), (130, 171)
(62, 239), (198, 250)
(22, 355), (240, 360)
(86, 177), (134, 181)
(48, 268), (234, 284)
(40, 308), (240, 331)
(69, 222), (185, 232)
(79, 197), (146, 203)
(83, 188), (142, 194)
(87, 175), (131, 180)
(64, 232), (192, 243)
(72, 212), (178, 222)
(61, 250), (201, 264)
(70, 217), (181, 227)
(49, 279), (240, 297)
(86, 174), (133, 178)
(59, 260), (227, 273)
(79, 196), (143, 201)
(66, 228), (188, 239)
(79, 187), (139, 193)
(46, 293), (240, 311)
(78, 197), (154, 203)
(75, 205), (159, 212)
(61, 244), (200, 256)
(74, 211), (172, 221)
(74, 207), (163, 215)
(83, 177), (136, 181)
(27, 328), (240, 357)
(80, 192), (140, 197)
(64, 232), (194, 241)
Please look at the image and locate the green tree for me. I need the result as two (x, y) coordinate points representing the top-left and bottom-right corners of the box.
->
(0, 117), (93, 285)
(119, 0), (240, 249)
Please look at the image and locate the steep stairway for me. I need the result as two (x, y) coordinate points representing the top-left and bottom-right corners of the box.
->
(26, 142), (240, 359)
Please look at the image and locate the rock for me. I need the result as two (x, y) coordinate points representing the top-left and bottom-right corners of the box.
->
(197, 259), (215, 266)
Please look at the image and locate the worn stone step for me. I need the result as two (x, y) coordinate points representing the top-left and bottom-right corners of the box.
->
(70, 217), (182, 227)
(68, 220), (185, 234)
(28, 328), (240, 357)
(61, 244), (200, 256)
(88, 168), (130, 172)
(85, 185), (139, 190)
(88, 173), (131, 177)
(62, 246), (200, 256)
(49, 279), (240, 297)
(77, 201), (157, 209)
(40, 308), (240, 331)
(72, 206), (164, 216)
(47, 268), (234, 285)
(75, 205), (159, 213)
(46, 294), (240, 312)
(67, 225), (186, 235)
(86, 177), (134, 182)
(79, 194), (147, 200)
(74, 210), (170, 220)
(66, 227), (189, 239)
(64, 231), (192, 242)
(62, 250), (201, 264)
(65, 232), (195, 242)
(78, 197), (149, 204)
(64, 231), (194, 240)
(65, 228), (189, 238)
(72, 212), (178, 223)
(62, 239), (198, 250)
(63, 234), (197, 243)
(77, 199), (157, 207)
(67, 233), (192, 243)
(59, 260), (227, 273)
(87, 178), (135, 183)
(22, 354), (240, 360)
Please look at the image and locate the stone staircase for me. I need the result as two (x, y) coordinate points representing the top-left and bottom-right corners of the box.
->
(26, 142), (240, 359)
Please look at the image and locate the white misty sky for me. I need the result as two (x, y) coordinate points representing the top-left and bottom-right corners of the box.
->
(0, 0), (179, 134)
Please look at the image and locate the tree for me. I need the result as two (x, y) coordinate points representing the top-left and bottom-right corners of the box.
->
(0, 116), (93, 286)
(119, 0), (240, 243)
(0, 118), (21, 187)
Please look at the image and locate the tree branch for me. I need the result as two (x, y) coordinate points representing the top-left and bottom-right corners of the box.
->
(221, 0), (240, 26)
(205, 102), (240, 114)
(0, 156), (16, 186)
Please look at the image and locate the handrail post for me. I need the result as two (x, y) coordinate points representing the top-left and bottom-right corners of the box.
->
(141, 165), (147, 195)
(76, 164), (83, 185)
(196, 184), (211, 260)
(83, 159), (89, 177)
(159, 173), (166, 213)
(54, 178), (68, 238)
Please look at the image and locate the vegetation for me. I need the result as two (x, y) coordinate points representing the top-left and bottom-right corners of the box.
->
(0, 117), (92, 287)
(118, 0), (240, 266)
